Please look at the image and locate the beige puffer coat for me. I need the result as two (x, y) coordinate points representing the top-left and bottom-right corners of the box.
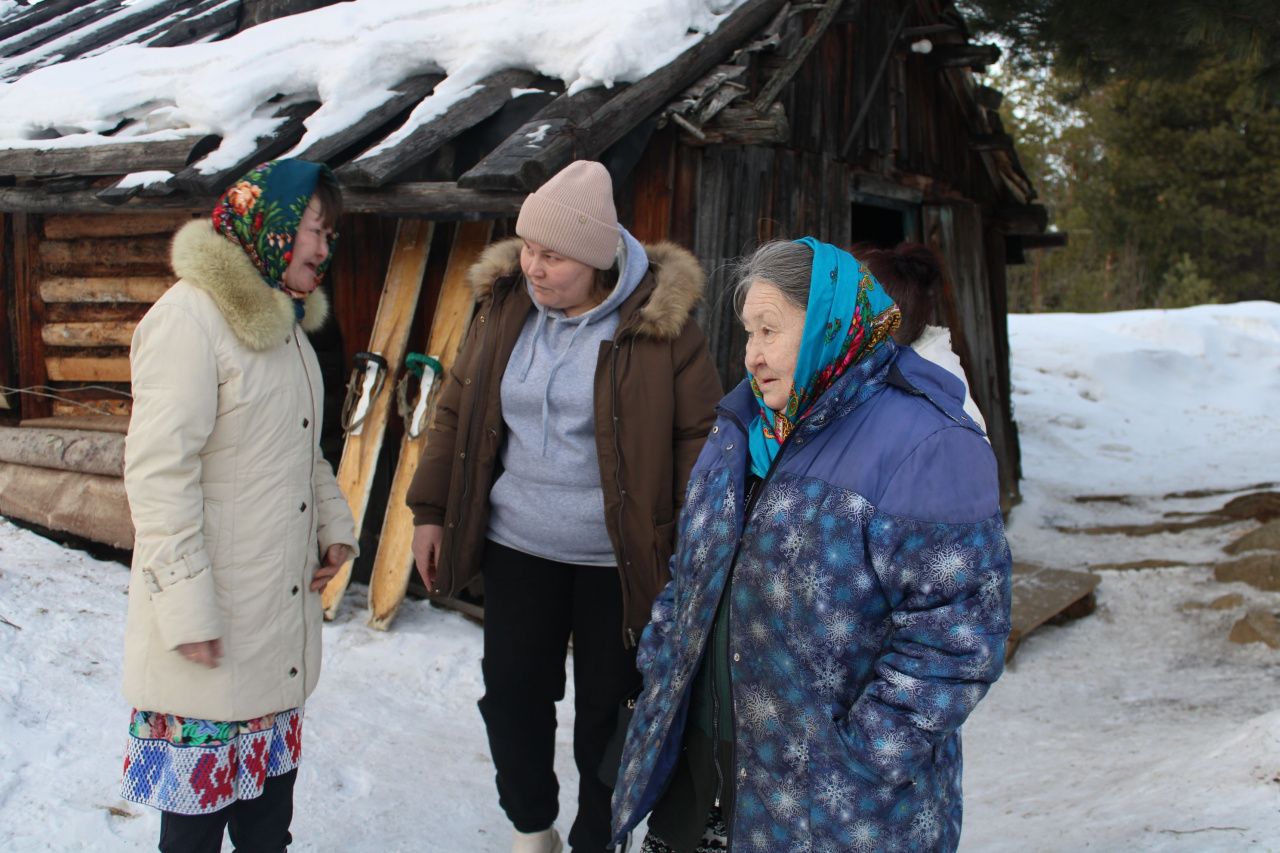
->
(122, 220), (357, 721)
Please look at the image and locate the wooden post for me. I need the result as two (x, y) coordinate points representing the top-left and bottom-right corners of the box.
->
(12, 214), (51, 419)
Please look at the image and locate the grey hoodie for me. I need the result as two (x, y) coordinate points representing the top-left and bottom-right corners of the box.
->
(486, 226), (649, 566)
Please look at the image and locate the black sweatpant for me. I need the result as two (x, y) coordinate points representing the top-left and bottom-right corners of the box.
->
(478, 540), (641, 853)
(158, 768), (296, 853)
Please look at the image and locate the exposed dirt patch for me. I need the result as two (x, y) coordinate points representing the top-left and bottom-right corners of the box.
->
(1215, 553), (1280, 592)
(1091, 558), (1207, 571)
(1181, 593), (1245, 612)
(1061, 491), (1280, 537)
(1224, 520), (1280, 555)
(1228, 609), (1280, 649)
(1164, 482), (1278, 500)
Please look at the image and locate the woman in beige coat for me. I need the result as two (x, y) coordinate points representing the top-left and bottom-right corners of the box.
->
(120, 159), (357, 853)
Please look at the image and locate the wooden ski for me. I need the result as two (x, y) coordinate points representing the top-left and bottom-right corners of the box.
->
(367, 220), (492, 629)
(322, 218), (435, 620)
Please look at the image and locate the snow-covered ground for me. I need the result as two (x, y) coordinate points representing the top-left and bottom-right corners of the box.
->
(1, 301), (1279, 851)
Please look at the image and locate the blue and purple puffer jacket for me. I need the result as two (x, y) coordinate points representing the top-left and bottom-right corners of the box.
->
(611, 340), (1012, 852)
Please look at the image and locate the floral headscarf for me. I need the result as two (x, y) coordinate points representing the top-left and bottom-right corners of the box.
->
(747, 237), (901, 478)
(211, 158), (337, 319)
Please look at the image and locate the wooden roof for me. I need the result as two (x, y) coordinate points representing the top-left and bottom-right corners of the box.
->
(0, 0), (1048, 233)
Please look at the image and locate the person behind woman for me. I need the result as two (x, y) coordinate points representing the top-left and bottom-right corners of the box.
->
(406, 160), (722, 853)
(121, 159), (358, 852)
(612, 238), (1012, 852)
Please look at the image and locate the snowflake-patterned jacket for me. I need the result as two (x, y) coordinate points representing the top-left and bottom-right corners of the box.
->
(611, 340), (1012, 852)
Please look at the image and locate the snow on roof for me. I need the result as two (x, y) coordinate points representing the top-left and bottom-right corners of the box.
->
(0, 0), (750, 176)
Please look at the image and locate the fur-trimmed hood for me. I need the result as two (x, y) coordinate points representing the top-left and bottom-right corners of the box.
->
(171, 220), (329, 351)
(465, 237), (705, 340)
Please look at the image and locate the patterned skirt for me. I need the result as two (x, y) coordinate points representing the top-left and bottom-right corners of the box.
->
(121, 707), (303, 815)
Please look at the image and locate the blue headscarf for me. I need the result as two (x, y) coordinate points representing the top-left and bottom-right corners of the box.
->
(747, 237), (901, 478)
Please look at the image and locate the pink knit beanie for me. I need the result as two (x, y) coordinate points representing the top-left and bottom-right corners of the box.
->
(515, 160), (619, 270)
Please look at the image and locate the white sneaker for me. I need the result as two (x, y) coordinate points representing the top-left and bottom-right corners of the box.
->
(511, 827), (563, 853)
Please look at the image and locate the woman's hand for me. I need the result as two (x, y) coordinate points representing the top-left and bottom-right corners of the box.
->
(312, 543), (354, 592)
(412, 524), (445, 592)
(176, 639), (222, 668)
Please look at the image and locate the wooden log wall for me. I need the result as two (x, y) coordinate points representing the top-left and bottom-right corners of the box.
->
(0, 212), (12, 417)
(13, 212), (194, 420)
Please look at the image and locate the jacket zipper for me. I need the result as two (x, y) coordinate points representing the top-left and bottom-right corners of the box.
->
(609, 331), (638, 648)
(447, 282), (506, 596)
(711, 407), (789, 849)
(295, 333), (316, 687)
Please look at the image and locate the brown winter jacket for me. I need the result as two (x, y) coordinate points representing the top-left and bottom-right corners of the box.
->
(405, 238), (723, 645)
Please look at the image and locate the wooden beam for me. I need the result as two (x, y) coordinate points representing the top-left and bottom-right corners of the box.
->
(294, 73), (442, 166)
(45, 356), (131, 382)
(145, 0), (240, 48)
(0, 183), (525, 217)
(40, 276), (171, 304)
(456, 87), (617, 191)
(339, 70), (533, 188)
(0, 461), (134, 549)
(12, 214), (51, 419)
(0, 0), (95, 47)
(995, 203), (1049, 235)
(974, 84), (1004, 111)
(3, 0), (193, 79)
(237, 0), (342, 30)
(52, 398), (131, 418)
(850, 171), (924, 205)
(687, 102), (790, 146)
(172, 100), (319, 195)
(927, 43), (1002, 70)
(969, 132), (1014, 153)
(0, 135), (221, 178)
(753, 0), (847, 112)
(0, 425), (124, 477)
(1016, 231), (1068, 250)
(39, 235), (171, 269)
(0, 0), (116, 61)
(42, 321), (136, 348)
(43, 213), (189, 240)
(21, 414), (130, 434)
(460, 0), (790, 191)
(840, 2), (913, 159)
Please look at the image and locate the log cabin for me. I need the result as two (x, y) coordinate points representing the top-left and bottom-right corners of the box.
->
(0, 0), (1057, 560)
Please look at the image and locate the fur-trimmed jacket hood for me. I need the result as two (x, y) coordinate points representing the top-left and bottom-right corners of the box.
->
(171, 219), (329, 351)
(406, 236), (724, 639)
(466, 237), (706, 340)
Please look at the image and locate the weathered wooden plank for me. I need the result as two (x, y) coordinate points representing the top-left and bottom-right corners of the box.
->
(0, 461), (133, 549)
(694, 102), (789, 146)
(369, 220), (493, 629)
(338, 71), (535, 188)
(40, 276), (171, 304)
(928, 43), (1002, 70)
(322, 218), (435, 619)
(43, 213), (189, 240)
(21, 414), (130, 434)
(45, 356), (132, 383)
(294, 73), (443, 167)
(172, 100), (320, 195)
(139, 0), (238, 48)
(0, 0), (98, 47)
(0, 425), (124, 476)
(42, 321), (137, 348)
(51, 399), (132, 418)
(39, 236), (171, 269)
(753, 0), (847, 112)
(0, 135), (221, 178)
(12, 213), (51, 419)
(0, 0), (117, 61)
(461, 0), (790, 191)
(456, 88), (616, 191)
(3, 0), (193, 80)
(0, 184), (525, 217)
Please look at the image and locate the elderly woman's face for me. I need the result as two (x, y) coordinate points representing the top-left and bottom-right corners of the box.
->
(742, 279), (806, 411)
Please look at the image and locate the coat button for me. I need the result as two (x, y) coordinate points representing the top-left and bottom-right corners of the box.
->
(711, 425), (719, 433)
(733, 652), (741, 662)
(289, 667), (298, 677)
(302, 418), (309, 428)
(292, 585), (299, 596)
(459, 451), (466, 460)
(299, 502), (307, 512)
(447, 521), (456, 529)
(464, 378), (472, 385)
(725, 443), (734, 451)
